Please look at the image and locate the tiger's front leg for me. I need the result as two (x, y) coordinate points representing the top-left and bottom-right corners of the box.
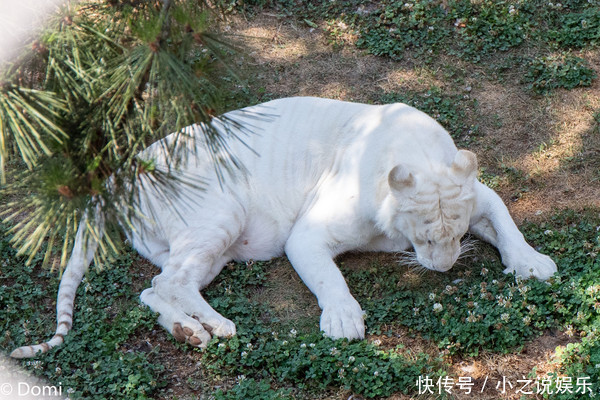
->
(285, 222), (365, 340)
(469, 181), (557, 280)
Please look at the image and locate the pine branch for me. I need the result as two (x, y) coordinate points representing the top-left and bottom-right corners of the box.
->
(1, 0), (248, 270)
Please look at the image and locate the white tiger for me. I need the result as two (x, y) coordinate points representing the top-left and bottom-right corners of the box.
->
(11, 97), (557, 358)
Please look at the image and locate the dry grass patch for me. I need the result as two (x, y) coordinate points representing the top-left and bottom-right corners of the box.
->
(250, 258), (320, 330)
(232, 14), (446, 102)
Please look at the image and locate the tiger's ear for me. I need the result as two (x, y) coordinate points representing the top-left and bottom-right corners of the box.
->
(451, 150), (478, 182)
(388, 165), (416, 193)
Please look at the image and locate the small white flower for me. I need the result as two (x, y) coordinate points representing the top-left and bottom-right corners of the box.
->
(523, 316), (531, 325)
(309, 343), (316, 348)
(241, 351), (248, 357)
(527, 304), (537, 314)
(374, 371), (379, 376)
(348, 356), (356, 362)
(429, 293), (436, 301)
(433, 303), (443, 313)
(501, 313), (510, 322)
(544, 229), (553, 235)
(289, 328), (297, 337)
(300, 343), (307, 348)
(518, 285), (529, 294)
(565, 325), (575, 337)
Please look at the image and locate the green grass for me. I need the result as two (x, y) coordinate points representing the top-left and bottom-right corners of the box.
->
(239, 0), (600, 92)
(200, 262), (441, 399)
(523, 53), (597, 94)
(0, 227), (164, 399)
(2, 208), (600, 398)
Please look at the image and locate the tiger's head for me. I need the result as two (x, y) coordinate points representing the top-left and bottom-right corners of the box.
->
(380, 150), (478, 272)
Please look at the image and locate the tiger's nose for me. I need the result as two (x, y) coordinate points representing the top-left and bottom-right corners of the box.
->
(432, 250), (460, 272)
(433, 262), (453, 272)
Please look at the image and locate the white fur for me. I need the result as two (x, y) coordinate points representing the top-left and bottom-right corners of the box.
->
(11, 97), (557, 358)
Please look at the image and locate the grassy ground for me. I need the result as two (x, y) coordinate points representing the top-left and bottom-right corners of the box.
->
(2, 0), (600, 399)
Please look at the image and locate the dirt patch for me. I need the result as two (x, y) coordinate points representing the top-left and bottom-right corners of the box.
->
(444, 330), (579, 400)
(232, 14), (444, 102)
(476, 81), (600, 220)
(250, 258), (321, 331)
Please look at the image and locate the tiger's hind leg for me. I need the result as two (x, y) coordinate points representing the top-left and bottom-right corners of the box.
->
(139, 209), (245, 346)
(140, 287), (213, 347)
(151, 251), (237, 338)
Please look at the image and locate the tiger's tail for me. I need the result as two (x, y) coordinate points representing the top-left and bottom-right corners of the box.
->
(10, 211), (104, 359)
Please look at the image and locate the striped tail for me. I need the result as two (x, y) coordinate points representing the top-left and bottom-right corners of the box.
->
(10, 212), (104, 359)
